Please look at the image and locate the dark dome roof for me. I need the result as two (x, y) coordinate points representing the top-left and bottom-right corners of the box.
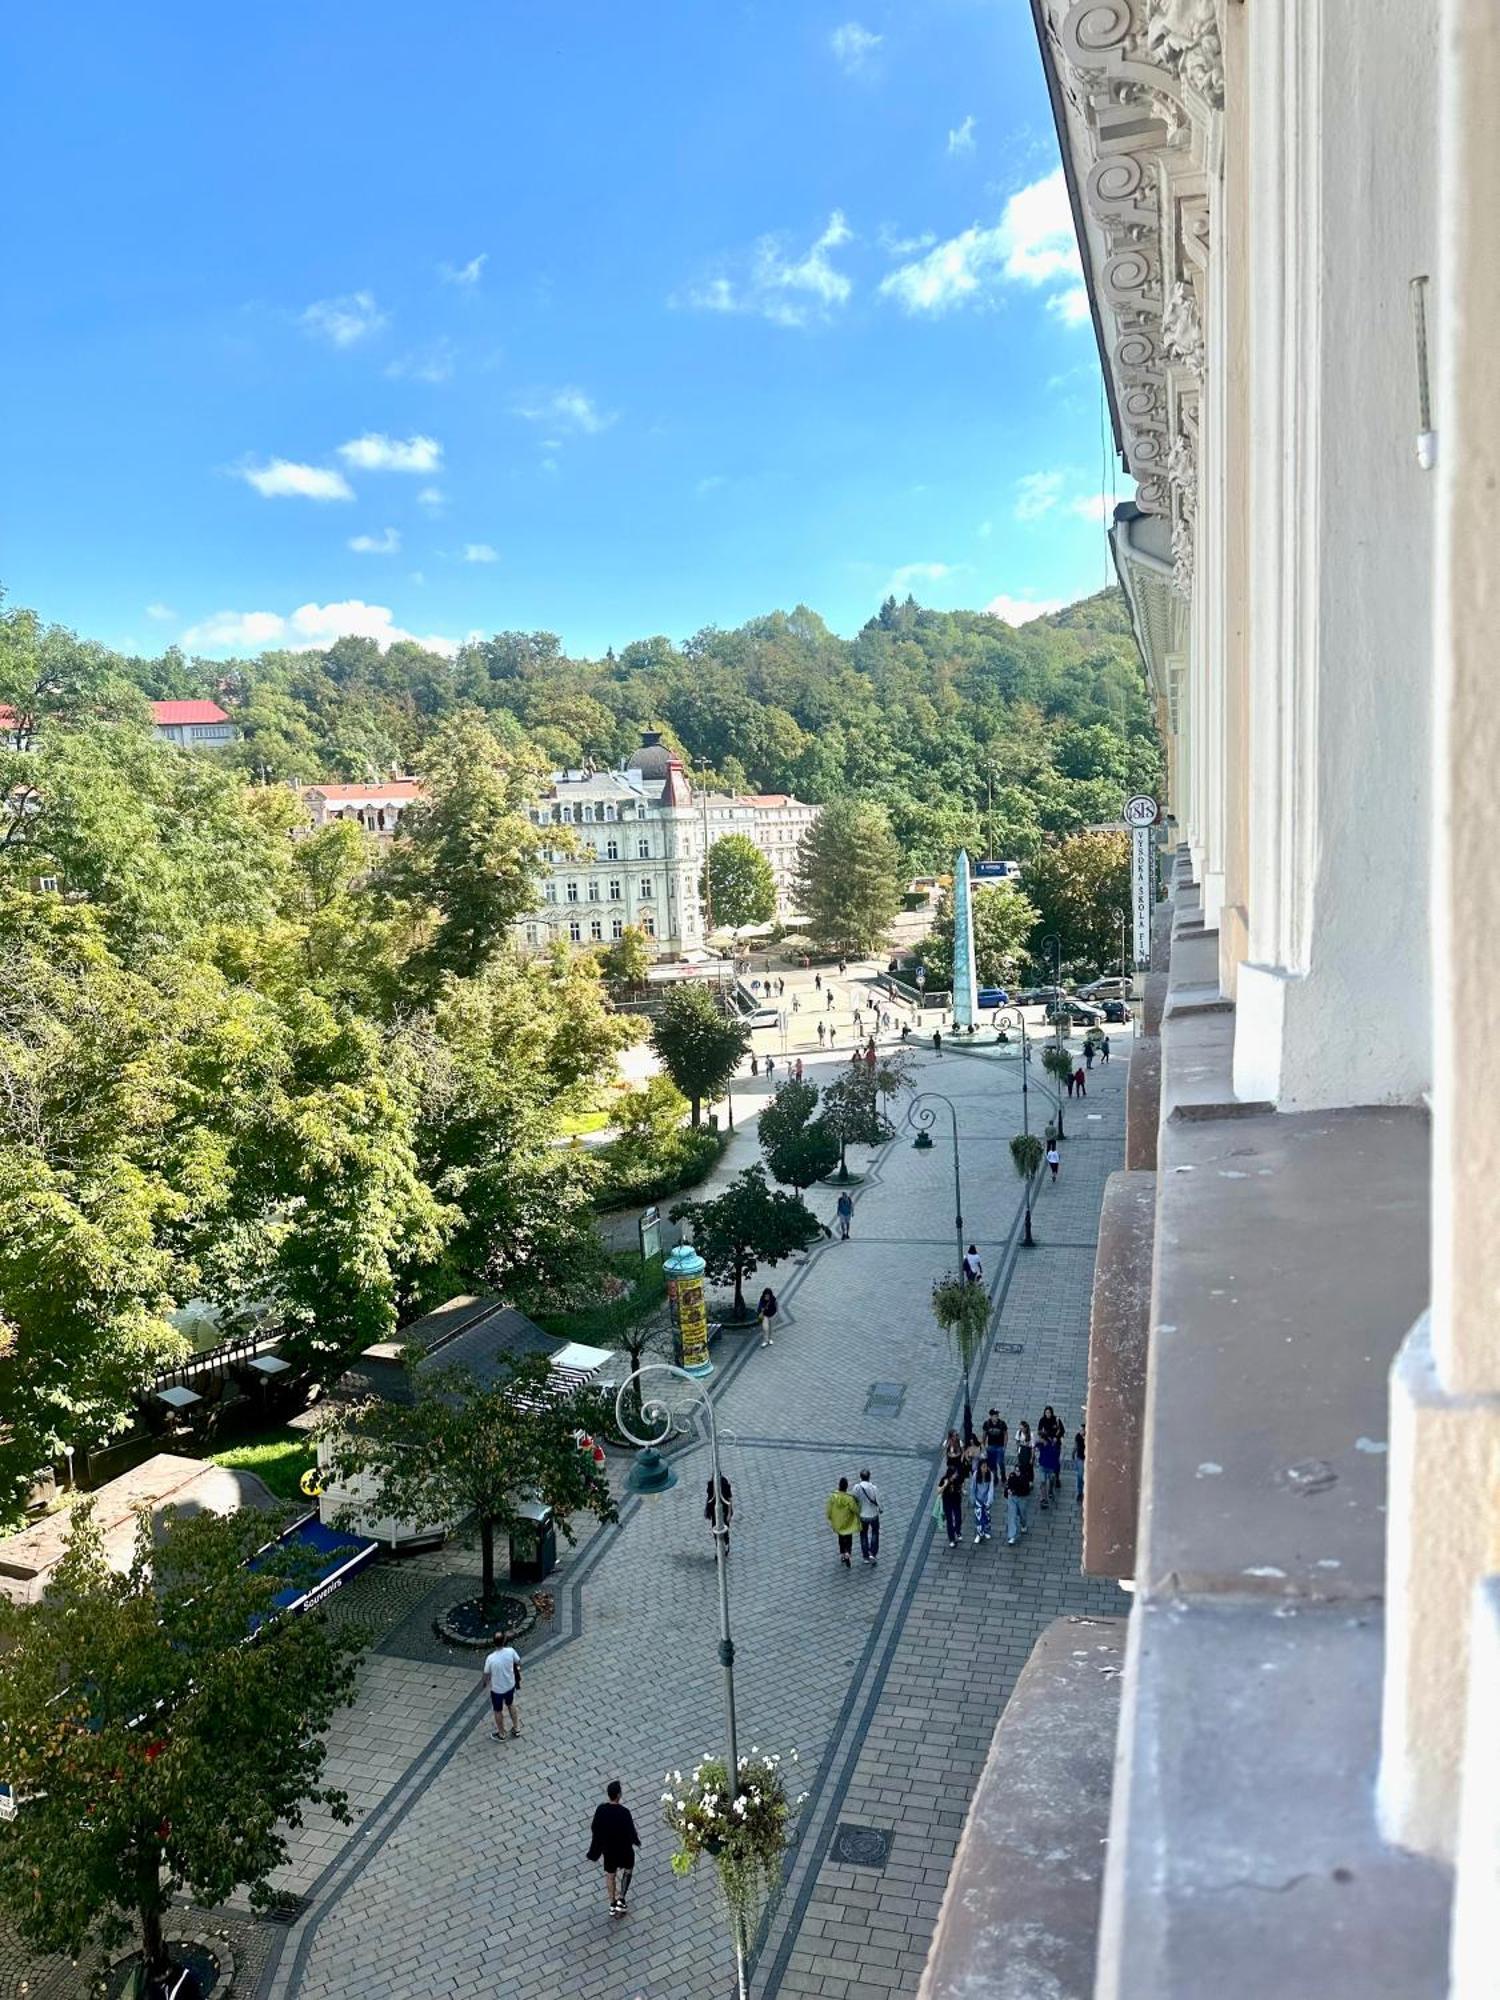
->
(627, 730), (672, 779)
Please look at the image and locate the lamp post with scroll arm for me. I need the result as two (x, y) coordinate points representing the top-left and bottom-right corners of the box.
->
(994, 1008), (1037, 1248)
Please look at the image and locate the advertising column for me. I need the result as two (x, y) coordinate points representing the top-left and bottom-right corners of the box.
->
(664, 1242), (712, 1378)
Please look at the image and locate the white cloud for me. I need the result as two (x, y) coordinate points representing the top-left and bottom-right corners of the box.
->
(417, 486), (446, 511)
(336, 433), (443, 474)
(512, 386), (615, 434)
(239, 459), (354, 502)
(879, 167), (1082, 317)
(947, 115), (976, 155)
(983, 592), (1064, 626)
(145, 602), (176, 621)
(1048, 284), (1091, 326)
(1069, 492), (1114, 524)
(183, 600), (459, 657)
(301, 291), (387, 347)
(348, 527), (401, 555)
(1014, 470), (1066, 521)
(696, 474), (728, 497)
(385, 338), (456, 383)
(463, 542), (499, 563)
(439, 253), (487, 286)
(830, 21), (881, 73)
(677, 212), (854, 329)
(878, 224), (936, 257)
(887, 560), (956, 596)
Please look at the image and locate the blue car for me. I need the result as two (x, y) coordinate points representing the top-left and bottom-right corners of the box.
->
(977, 986), (1010, 1009)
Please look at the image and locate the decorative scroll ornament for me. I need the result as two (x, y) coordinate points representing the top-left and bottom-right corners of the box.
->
(1142, 0), (1224, 111)
(1167, 432), (1198, 595)
(1161, 282), (1205, 377)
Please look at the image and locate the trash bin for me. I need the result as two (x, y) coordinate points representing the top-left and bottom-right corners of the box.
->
(509, 1499), (557, 1583)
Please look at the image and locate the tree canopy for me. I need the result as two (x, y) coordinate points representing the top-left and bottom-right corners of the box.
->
(702, 833), (776, 936)
(793, 798), (904, 955)
(671, 1165), (824, 1318)
(650, 983), (749, 1126)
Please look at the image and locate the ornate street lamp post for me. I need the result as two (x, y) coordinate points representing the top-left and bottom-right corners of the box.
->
(907, 1090), (978, 1439)
(1042, 931), (1067, 1141)
(994, 1009), (1036, 1248)
(617, 1363), (747, 2000)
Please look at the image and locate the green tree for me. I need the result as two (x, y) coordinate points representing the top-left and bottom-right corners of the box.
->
(0, 1501), (360, 1984)
(671, 1165), (824, 1318)
(793, 799), (903, 956)
(599, 923), (653, 993)
(818, 1064), (887, 1181)
(377, 709), (550, 990)
(919, 879), (1039, 989)
(650, 983), (749, 1126)
(318, 1355), (617, 1610)
(1019, 831), (1132, 971)
(702, 833), (776, 938)
(757, 1079), (840, 1192)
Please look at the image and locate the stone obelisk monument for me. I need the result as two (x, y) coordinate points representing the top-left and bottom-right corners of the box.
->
(951, 848), (979, 1030)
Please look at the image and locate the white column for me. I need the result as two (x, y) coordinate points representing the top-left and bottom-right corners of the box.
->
(1234, 0), (1436, 1112)
(1380, 0), (1500, 1865)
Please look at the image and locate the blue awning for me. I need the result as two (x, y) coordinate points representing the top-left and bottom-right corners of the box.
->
(256, 1513), (379, 1616)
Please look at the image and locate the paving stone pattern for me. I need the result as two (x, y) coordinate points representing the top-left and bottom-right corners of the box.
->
(251, 1035), (1126, 2000)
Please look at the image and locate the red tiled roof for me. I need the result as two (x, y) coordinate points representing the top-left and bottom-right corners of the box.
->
(151, 699), (231, 726)
(307, 780), (423, 802)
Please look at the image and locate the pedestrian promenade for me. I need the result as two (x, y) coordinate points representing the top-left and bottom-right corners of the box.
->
(257, 1031), (1127, 2000)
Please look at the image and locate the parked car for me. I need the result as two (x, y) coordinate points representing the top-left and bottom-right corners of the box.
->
(977, 986), (1009, 1009)
(1015, 985), (1066, 1008)
(1100, 998), (1129, 1023)
(1078, 976), (1135, 1001)
(1045, 999), (1105, 1027)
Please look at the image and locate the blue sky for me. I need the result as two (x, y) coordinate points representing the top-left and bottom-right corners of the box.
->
(2, 2), (1117, 662)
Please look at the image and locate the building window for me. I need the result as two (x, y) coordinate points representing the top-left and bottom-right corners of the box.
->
(36, 875), (59, 893)
(637, 804), (648, 818)
(639, 878), (653, 898)
(609, 879), (622, 901)
(566, 880), (580, 903)
(611, 918), (624, 939)
(583, 804), (595, 822)
(589, 917), (603, 941)
(603, 804), (615, 820)
(641, 912), (655, 937)
(568, 919), (582, 943)
(638, 838), (651, 859)
(525, 924), (540, 946)
(606, 838), (619, 860)
(588, 881), (600, 902)
(544, 882), (558, 903)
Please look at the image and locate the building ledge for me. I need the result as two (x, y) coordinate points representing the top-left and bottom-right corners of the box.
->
(1097, 1600), (1452, 2000)
(917, 1615), (1126, 2000)
(1085, 1171), (1155, 1579)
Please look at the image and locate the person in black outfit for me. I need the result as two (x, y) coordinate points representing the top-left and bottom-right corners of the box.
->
(587, 1779), (641, 1917)
(705, 1473), (734, 1557)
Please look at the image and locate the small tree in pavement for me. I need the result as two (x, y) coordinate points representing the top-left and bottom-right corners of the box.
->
(702, 834), (776, 941)
(651, 983), (750, 1126)
(758, 1079), (840, 1192)
(318, 1354), (617, 1610)
(819, 1065), (886, 1182)
(672, 1165), (824, 1319)
(0, 1502), (360, 1987)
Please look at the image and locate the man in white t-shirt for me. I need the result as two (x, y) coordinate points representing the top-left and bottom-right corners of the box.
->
(482, 1631), (522, 1742)
(851, 1468), (882, 1565)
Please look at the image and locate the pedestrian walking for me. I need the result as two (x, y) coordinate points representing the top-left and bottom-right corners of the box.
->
(981, 1407), (1008, 1482)
(587, 1780), (641, 1918)
(961, 1242), (983, 1287)
(836, 1189), (854, 1240)
(794, 1057), (805, 1082)
(838, 958), (847, 976)
(853, 1009), (864, 1036)
(1036, 1421), (1062, 1511)
(1005, 1454), (1032, 1545)
(817, 1020), (826, 1046)
(1101, 1035), (1111, 1064)
(827, 1477), (861, 1568)
(757, 1285), (778, 1348)
(932, 1028), (944, 1055)
(1084, 1041), (1095, 1069)
(750, 1053), (760, 1076)
(1046, 1143), (1060, 1183)
(482, 1631), (522, 1741)
(864, 1040), (877, 1071)
(765, 1055), (776, 1080)
(851, 1468), (882, 1564)
(778, 977), (786, 996)
(1074, 1065), (1087, 1097)
(1038, 1405), (1065, 1497)
(792, 993), (801, 1013)
(827, 989), (835, 1012)
(1065, 1068), (1076, 1098)
(1073, 1421), (1086, 1505)
(939, 1457), (967, 1549)
(705, 1472), (734, 1556)
(971, 1458), (997, 1543)
(815, 973), (822, 991)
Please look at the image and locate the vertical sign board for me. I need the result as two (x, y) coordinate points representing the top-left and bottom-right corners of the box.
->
(1123, 797), (1160, 970)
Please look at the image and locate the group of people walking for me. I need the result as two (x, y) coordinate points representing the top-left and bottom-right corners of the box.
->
(937, 1408), (1084, 1549)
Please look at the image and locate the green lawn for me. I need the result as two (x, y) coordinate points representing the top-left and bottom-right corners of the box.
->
(557, 1106), (612, 1136)
(212, 1427), (318, 1502)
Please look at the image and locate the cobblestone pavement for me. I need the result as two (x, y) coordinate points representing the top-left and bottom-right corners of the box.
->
(251, 1032), (1127, 2000)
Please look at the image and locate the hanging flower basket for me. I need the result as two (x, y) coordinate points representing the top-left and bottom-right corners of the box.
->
(662, 1750), (806, 1941)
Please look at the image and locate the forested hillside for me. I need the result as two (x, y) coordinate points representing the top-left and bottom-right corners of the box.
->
(100, 588), (1159, 869)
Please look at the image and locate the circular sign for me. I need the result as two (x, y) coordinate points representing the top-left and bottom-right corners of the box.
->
(1123, 795), (1159, 828)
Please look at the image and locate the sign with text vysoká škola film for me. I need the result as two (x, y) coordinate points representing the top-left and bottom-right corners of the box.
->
(1125, 797), (1159, 968)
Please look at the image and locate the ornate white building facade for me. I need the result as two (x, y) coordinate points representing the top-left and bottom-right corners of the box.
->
(919, 5), (1500, 1997)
